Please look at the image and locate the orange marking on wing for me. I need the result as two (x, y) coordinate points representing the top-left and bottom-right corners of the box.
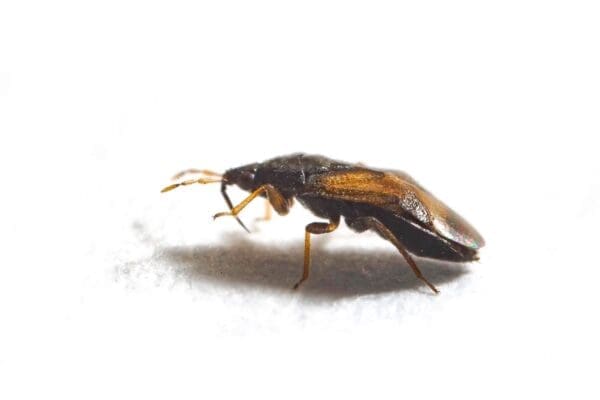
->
(310, 169), (485, 249)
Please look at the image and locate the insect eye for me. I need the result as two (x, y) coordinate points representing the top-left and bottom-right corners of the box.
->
(236, 170), (256, 190)
(242, 170), (255, 180)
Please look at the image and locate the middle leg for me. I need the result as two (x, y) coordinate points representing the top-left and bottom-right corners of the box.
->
(294, 215), (341, 290)
(255, 200), (273, 222)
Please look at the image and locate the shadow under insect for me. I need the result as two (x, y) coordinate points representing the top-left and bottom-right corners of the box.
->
(160, 232), (469, 299)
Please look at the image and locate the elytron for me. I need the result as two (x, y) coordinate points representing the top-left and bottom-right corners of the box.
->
(161, 154), (485, 293)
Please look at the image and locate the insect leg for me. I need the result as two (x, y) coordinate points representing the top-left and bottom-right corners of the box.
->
(255, 200), (273, 222)
(293, 215), (340, 290)
(351, 217), (439, 294)
(264, 201), (272, 220)
(171, 169), (222, 180)
(220, 182), (251, 233)
(213, 184), (291, 220)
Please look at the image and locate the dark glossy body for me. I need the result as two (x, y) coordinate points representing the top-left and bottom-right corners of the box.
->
(223, 154), (484, 263)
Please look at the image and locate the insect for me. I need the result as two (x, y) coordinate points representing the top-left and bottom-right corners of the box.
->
(161, 154), (485, 293)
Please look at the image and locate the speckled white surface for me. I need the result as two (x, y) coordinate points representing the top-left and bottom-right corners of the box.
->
(1, 1), (599, 399)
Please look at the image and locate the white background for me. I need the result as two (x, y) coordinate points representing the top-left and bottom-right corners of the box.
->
(1, 1), (599, 399)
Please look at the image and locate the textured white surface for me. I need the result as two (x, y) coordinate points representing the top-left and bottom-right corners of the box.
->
(1, 1), (599, 399)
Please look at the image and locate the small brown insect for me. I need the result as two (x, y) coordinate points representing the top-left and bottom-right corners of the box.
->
(161, 154), (485, 293)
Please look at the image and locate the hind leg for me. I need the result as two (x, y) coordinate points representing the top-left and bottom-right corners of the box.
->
(347, 217), (439, 294)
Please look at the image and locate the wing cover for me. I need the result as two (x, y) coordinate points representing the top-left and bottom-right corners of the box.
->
(307, 169), (485, 250)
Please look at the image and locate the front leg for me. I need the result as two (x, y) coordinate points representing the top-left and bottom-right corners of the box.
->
(294, 215), (341, 290)
(213, 184), (292, 220)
